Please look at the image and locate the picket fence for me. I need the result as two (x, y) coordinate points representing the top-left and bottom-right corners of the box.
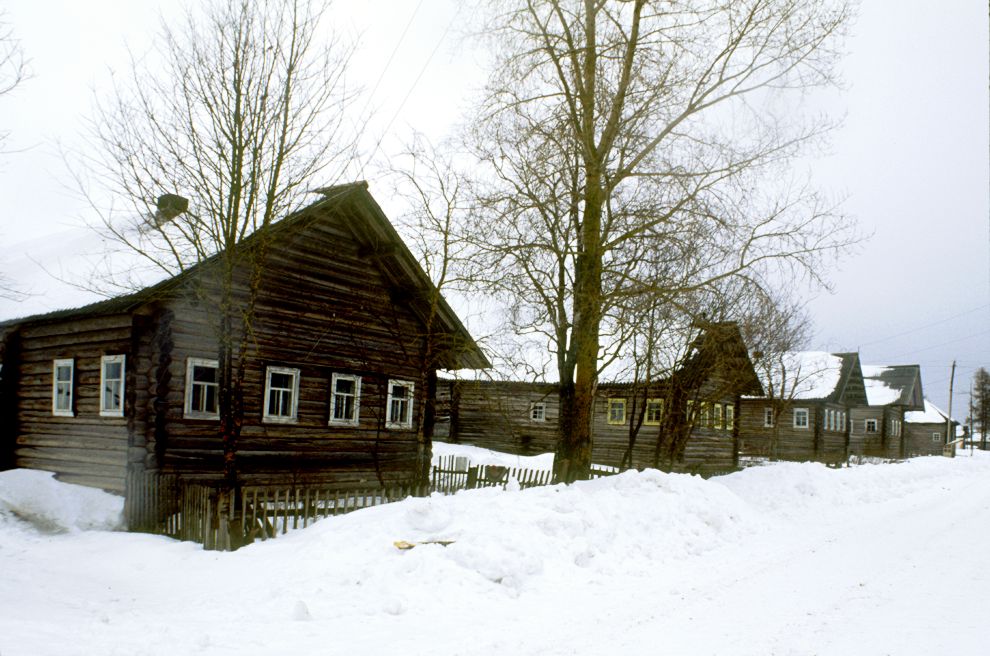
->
(125, 456), (587, 551)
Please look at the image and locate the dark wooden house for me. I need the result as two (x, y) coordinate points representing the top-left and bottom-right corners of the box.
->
(439, 322), (763, 475)
(904, 399), (957, 456)
(737, 352), (867, 464)
(0, 182), (488, 494)
(853, 364), (925, 459)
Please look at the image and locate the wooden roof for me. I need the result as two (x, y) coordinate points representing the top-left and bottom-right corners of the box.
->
(1, 181), (489, 370)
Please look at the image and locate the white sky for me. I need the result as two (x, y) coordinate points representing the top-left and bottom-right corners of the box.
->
(0, 0), (987, 413)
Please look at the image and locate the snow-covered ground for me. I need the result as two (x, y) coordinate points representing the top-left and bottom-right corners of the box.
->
(2, 451), (988, 655)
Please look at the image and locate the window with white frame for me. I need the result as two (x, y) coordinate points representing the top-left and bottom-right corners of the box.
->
(530, 402), (546, 422)
(386, 380), (414, 428)
(184, 358), (219, 419)
(713, 403), (723, 430)
(865, 418), (878, 433)
(793, 408), (809, 429)
(264, 366), (300, 423)
(329, 373), (361, 425)
(100, 355), (126, 417)
(932, 432), (941, 442)
(763, 407), (775, 428)
(725, 404), (735, 431)
(52, 359), (74, 417)
(608, 398), (626, 425)
(645, 399), (663, 425)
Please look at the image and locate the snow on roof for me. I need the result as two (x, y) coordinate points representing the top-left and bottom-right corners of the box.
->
(905, 399), (952, 424)
(861, 365), (902, 406)
(755, 351), (844, 400)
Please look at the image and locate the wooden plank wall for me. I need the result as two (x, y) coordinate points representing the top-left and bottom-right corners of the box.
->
(440, 380), (559, 455)
(148, 207), (437, 487)
(11, 314), (134, 492)
(904, 423), (947, 456)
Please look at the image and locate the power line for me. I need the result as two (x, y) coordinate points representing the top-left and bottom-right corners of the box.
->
(856, 303), (990, 348)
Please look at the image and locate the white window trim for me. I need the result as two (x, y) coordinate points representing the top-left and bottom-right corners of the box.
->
(725, 404), (735, 431)
(932, 432), (941, 442)
(52, 358), (74, 417)
(607, 398), (626, 425)
(99, 354), (126, 418)
(763, 407), (775, 428)
(865, 418), (878, 434)
(329, 373), (361, 426)
(529, 401), (546, 422)
(793, 408), (809, 429)
(713, 403), (723, 430)
(263, 366), (300, 424)
(386, 379), (415, 429)
(184, 357), (220, 420)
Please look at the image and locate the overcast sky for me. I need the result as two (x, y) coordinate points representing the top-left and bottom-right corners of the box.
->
(0, 0), (987, 415)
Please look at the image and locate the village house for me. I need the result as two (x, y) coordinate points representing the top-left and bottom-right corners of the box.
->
(904, 399), (959, 456)
(0, 182), (488, 496)
(737, 351), (867, 464)
(439, 322), (763, 475)
(854, 364), (925, 459)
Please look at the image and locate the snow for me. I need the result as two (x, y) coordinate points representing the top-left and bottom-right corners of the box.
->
(905, 398), (951, 424)
(754, 350), (844, 400)
(861, 365), (904, 406)
(2, 453), (989, 655)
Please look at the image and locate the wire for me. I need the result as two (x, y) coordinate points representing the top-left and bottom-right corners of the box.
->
(856, 303), (990, 348)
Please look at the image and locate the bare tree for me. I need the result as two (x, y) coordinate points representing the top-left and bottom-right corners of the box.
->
(0, 12), (29, 300)
(465, 0), (857, 481)
(80, 0), (358, 487)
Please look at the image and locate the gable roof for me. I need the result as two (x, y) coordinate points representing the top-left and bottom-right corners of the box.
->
(1, 181), (489, 370)
(904, 398), (956, 425)
(861, 364), (924, 410)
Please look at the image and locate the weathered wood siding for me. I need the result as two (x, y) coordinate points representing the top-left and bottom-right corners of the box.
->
(904, 423), (947, 456)
(144, 206), (438, 487)
(9, 314), (135, 492)
(438, 380), (558, 455)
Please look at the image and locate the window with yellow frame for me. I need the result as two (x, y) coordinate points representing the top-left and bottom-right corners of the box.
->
(644, 398), (663, 425)
(607, 398), (626, 425)
(713, 403), (723, 430)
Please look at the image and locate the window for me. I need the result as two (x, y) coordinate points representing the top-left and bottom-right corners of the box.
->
(386, 380), (414, 428)
(865, 419), (878, 433)
(645, 399), (663, 426)
(840, 412), (846, 432)
(100, 355), (125, 417)
(687, 400), (695, 421)
(713, 404), (723, 430)
(763, 407), (775, 428)
(793, 408), (809, 429)
(264, 366), (300, 423)
(932, 432), (941, 442)
(329, 373), (361, 425)
(530, 402), (546, 422)
(725, 404), (735, 431)
(699, 402), (710, 428)
(608, 398), (626, 425)
(184, 358), (219, 419)
(52, 359), (74, 417)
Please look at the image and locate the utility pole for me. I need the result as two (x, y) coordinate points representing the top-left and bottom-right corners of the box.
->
(946, 360), (956, 455)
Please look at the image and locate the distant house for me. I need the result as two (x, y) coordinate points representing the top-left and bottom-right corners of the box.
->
(439, 322), (763, 475)
(737, 352), (867, 464)
(904, 399), (959, 456)
(0, 182), (488, 494)
(854, 365), (925, 459)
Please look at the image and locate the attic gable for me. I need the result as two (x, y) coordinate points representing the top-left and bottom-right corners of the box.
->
(861, 364), (924, 411)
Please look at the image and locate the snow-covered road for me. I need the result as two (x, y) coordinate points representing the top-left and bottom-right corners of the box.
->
(2, 452), (987, 655)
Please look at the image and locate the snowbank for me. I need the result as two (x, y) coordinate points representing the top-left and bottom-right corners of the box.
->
(2, 455), (989, 655)
(0, 469), (123, 533)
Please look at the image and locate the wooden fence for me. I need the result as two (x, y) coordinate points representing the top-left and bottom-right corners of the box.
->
(126, 457), (579, 551)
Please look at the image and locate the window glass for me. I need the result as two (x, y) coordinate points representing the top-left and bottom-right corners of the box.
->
(185, 359), (219, 418)
(100, 355), (126, 417)
(530, 402), (546, 421)
(264, 367), (299, 422)
(53, 359), (74, 416)
(330, 374), (360, 424)
(387, 380), (414, 428)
